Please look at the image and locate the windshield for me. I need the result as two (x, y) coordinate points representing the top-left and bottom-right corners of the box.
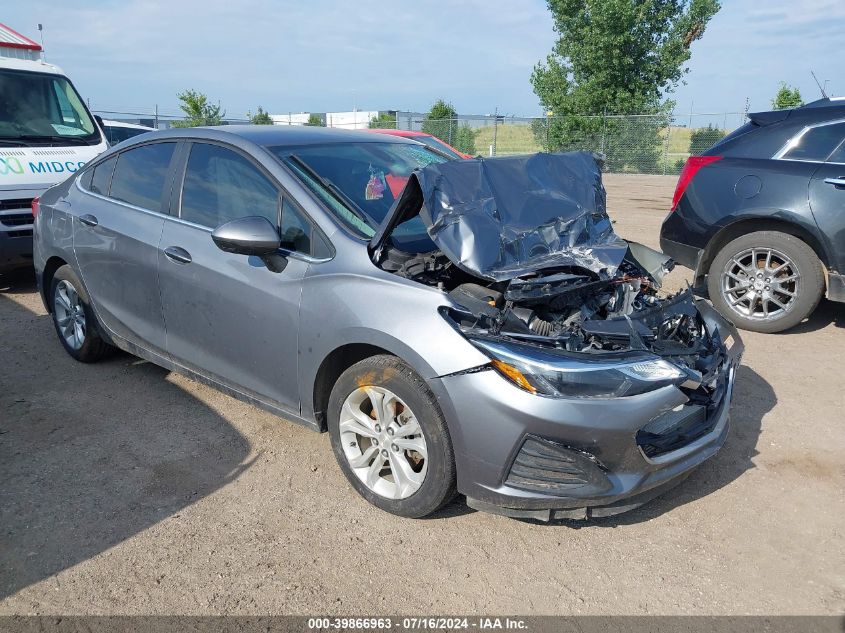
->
(413, 135), (465, 159)
(0, 69), (101, 145)
(272, 141), (448, 250)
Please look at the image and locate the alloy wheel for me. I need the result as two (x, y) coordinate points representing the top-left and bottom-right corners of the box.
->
(54, 279), (86, 350)
(721, 247), (799, 322)
(338, 386), (428, 500)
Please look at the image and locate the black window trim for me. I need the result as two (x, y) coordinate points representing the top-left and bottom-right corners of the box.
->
(172, 139), (334, 262)
(773, 117), (845, 165)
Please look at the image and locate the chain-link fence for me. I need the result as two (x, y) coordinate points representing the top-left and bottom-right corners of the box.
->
(390, 111), (747, 175)
(91, 105), (748, 175)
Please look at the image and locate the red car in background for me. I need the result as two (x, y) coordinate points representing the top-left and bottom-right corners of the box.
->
(365, 128), (472, 159)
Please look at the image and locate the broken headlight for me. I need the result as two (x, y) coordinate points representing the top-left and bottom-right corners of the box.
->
(470, 338), (686, 398)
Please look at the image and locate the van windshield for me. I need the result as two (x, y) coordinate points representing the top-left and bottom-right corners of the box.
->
(0, 68), (101, 146)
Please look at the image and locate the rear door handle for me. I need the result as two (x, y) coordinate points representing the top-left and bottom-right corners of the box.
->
(79, 214), (98, 227)
(823, 177), (845, 187)
(163, 246), (192, 264)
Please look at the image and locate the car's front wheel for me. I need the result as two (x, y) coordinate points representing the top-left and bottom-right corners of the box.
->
(327, 355), (457, 518)
(707, 231), (824, 333)
(50, 265), (112, 362)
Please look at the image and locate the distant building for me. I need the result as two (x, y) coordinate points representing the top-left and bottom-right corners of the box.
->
(270, 110), (393, 129)
(0, 23), (43, 62)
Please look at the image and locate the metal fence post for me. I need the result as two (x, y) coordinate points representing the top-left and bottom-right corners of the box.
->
(662, 115), (672, 175)
(600, 108), (607, 154)
(492, 107), (499, 157)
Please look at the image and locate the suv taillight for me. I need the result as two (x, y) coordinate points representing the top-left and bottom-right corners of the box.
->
(31, 196), (40, 218)
(670, 156), (722, 212)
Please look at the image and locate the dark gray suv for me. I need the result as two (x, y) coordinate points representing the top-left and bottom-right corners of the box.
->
(33, 126), (743, 520)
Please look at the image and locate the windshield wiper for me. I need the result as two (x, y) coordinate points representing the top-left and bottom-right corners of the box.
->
(12, 135), (94, 146)
(286, 154), (375, 227)
(0, 139), (29, 147)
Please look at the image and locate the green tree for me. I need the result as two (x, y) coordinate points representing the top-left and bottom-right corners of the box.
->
(531, 0), (720, 172)
(453, 124), (477, 155)
(249, 106), (273, 125)
(171, 89), (225, 127)
(369, 112), (397, 129)
(689, 124), (725, 155)
(305, 113), (324, 126)
(421, 99), (459, 146)
(772, 83), (803, 110)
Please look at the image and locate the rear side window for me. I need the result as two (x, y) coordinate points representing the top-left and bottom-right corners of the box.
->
(109, 142), (176, 212)
(180, 143), (279, 229)
(89, 156), (116, 196)
(782, 122), (845, 161)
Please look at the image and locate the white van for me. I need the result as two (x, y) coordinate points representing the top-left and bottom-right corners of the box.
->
(1, 23), (108, 272)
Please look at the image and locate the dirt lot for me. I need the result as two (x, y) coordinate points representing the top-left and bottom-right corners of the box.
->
(1, 174), (843, 615)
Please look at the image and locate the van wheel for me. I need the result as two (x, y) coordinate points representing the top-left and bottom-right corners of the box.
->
(327, 355), (457, 518)
(707, 231), (824, 333)
(50, 265), (112, 362)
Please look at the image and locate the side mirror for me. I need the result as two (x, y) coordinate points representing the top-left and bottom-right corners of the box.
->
(94, 114), (105, 128)
(212, 216), (281, 256)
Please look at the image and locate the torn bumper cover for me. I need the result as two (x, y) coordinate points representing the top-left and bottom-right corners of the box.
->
(429, 299), (743, 521)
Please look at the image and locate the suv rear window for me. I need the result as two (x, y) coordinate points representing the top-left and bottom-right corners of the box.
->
(782, 122), (845, 161)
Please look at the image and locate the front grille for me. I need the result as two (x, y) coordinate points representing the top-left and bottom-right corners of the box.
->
(505, 436), (612, 495)
(0, 198), (33, 212)
(1, 208), (33, 237)
(1, 211), (33, 227)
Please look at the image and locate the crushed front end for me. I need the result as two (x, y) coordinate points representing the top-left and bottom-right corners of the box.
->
(371, 151), (744, 520)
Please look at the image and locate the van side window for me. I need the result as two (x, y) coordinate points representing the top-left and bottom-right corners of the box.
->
(89, 156), (117, 196)
(180, 143), (279, 229)
(109, 143), (177, 212)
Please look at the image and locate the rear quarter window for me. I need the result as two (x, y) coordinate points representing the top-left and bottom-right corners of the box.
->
(781, 122), (845, 161)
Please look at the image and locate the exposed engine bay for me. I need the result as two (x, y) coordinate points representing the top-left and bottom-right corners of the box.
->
(380, 246), (719, 361)
(369, 151), (727, 377)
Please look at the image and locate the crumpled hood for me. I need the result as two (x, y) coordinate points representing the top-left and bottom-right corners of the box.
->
(369, 151), (635, 282)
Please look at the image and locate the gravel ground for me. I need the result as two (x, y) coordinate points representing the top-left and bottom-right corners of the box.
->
(1, 174), (843, 615)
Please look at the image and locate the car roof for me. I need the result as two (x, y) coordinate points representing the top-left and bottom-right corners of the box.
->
(102, 119), (156, 130)
(365, 128), (427, 138)
(146, 125), (422, 148)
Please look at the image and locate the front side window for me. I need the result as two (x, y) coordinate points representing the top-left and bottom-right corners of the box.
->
(826, 139), (845, 164)
(0, 68), (101, 145)
(109, 143), (176, 212)
(781, 122), (845, 161)
(180, 143), (279, 229)
(280, 198), (331, 258)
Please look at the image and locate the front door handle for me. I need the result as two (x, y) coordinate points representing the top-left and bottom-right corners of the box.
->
(824, 177), (845, 187)
(79, 214), (98, 227)
(163, 246), (192, 264)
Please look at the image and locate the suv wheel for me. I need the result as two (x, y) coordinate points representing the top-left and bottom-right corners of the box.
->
(50, 265), (112, 362)
(707, 231), (824, 333)
(327, 355), (457, 518)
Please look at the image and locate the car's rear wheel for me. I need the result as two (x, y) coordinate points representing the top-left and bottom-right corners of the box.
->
(707, 231), (824, 333)
(327, 355), (457, 518)
(50, 265), (112, 362)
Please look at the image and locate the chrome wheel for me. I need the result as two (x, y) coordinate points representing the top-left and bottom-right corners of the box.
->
(54, 279), (86, 350)
(339, 386), (428, 500)
(721, 247), (799, 322)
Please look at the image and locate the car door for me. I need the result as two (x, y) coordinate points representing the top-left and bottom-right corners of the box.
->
(808, 131), (845, 276)
(73, 141), (178, 355)
(158, 140), (326, 412)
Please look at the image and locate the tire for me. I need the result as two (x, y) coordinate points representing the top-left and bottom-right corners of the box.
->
(707, 231), (824, 333)
(327, 355), (457, 518)
(49, 265), (112, 362)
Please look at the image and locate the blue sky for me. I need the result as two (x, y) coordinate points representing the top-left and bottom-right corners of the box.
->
(5, 0), (844, 119)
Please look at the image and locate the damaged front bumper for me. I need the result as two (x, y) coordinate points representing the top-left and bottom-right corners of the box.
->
(429, 300), (744, 521)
